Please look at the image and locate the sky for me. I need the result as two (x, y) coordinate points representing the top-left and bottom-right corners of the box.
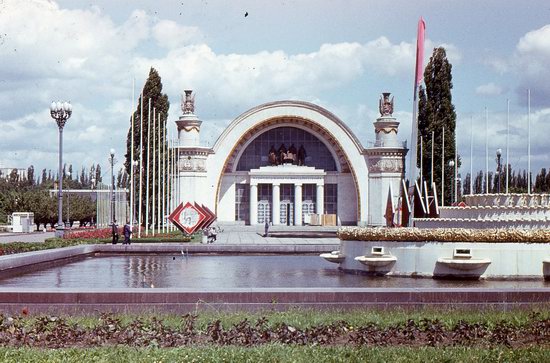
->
(2, 0), (550, 182)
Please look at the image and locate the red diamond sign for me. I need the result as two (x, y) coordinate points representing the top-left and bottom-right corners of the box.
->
(168, 201), (207, 235)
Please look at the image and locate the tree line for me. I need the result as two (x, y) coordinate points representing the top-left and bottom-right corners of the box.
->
(462, 166), (550, 195)
(0, 163), (129, 229)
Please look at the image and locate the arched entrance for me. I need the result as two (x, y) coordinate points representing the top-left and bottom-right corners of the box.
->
(207, 101), (369, 225)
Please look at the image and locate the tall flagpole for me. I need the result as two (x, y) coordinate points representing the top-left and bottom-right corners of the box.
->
(130, 78), (135, 230)
(157, 111), (162, 234)
(431, 131), (434, 186)
(152, 108), (156, 233)
(138, 93), (144, 238)
(162, 113), (166, 233)
(527, 89), (531, 194)
(506, 99), (510, 194)
(485, 107), (489, 194)
(166, 129), (172, 231)
(170, 136), (175, 231)
(419, 136), (423, 193)
(441, 126), (445, 206)
(408, 17), (425, 225)
(145, 99), (151, 236)
(469, 116), (473, 194)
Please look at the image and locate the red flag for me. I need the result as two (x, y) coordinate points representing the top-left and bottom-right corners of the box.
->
(415, 17), (426, 87)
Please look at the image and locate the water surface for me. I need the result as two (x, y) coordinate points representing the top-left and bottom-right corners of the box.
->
(0, 255), (547, 289)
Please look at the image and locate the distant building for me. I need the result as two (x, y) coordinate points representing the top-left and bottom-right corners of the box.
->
(0, 168), (27, 180)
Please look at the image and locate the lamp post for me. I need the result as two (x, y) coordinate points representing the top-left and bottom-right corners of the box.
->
(496, 148), (502, 194)
(448, 160), (455, 205)
(66, 171), (71, 229)
(50, 101), (72, 238)
(108, 149), (116, 225)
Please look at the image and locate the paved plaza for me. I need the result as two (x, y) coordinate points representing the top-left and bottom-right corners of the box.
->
(0, 225), (339, 245)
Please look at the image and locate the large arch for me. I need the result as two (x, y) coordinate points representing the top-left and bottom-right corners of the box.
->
(206, 100), (369, 224)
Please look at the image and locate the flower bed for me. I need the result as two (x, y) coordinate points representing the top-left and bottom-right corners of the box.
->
(338, 227), (550, 243)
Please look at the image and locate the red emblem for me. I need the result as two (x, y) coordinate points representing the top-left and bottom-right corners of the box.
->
(168, 201), (207, 234)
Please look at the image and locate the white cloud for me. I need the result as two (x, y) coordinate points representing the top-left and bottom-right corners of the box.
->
(153, 20), (203, 49)
(513, 24), (550, 105)
(476, 82), (502, 96)
(0, 0), (462, 174)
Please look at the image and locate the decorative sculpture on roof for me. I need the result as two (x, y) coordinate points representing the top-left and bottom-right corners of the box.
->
(378, 92), (394, 116)
(181, 90), (195, 115)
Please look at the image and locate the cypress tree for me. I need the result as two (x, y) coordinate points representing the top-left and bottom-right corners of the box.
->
(417, 47), (457, 205)
(125, 67), (170, 227)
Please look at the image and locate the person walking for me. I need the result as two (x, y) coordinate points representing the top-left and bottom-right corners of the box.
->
(111, 220), (119, 245)
(264, 219), (270, 237)
(123, 221), (132, 245)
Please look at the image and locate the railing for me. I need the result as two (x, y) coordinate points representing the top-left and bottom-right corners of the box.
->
(366, 140), (408, 148)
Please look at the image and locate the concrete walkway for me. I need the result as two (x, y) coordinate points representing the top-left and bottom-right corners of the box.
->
(212, 224), (340, 245)
(0, 224), (341, 245)
(0, 232), (55, 244)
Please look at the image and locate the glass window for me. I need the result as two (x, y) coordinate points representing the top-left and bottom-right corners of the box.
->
(324, 184), (338, 215)
(235, 184), (249, 222)
(236, 127), (337, 171)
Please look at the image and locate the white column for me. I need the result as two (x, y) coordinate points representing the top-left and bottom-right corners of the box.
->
(250, 183), (258, 225)
(294, 183), (302, 226)
(272, 183), (280, 225)
(316, 183), (324, 215)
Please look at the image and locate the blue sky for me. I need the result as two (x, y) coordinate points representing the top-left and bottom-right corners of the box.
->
(1, 0), (550, 181)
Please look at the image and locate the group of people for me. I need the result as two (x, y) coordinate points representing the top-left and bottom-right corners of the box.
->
(268, 144), (307, 166)
(111, 220), (133, 245)
(203, 226), (219, 243)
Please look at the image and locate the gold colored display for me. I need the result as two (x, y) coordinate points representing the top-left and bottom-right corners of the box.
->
(337, 227), (550, 243)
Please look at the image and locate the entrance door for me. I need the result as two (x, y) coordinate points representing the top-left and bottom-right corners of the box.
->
(280, 200), (294, 225)
(302, 200), (315, 224)
(257, 200), (271, 224)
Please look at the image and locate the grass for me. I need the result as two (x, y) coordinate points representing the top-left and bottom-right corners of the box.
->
(0, 346), (547, 363)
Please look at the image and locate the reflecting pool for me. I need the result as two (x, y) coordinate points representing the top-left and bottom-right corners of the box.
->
(0, 255), (548, 289)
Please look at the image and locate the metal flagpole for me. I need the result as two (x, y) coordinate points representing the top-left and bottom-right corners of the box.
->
(527, 89), (531, 194)
(130, 78), (135, 230)
(145, 99), (151, 236)
(420, 136), (423, 194)
(157, 112), (161, 234)
(431, 131), (434, 187)
(506, 99), (510, 194)
(138, 93), (144, 238)
(152, 108), (156, 234)
(167, 132), (172, 231)
(485, 107), (489, 194)
(171, 134), (175, 231)
(454, 139), (458, 203)
(470, 116), (473, 194)
(441, 127), (445, 206)
(162, 113), (166, 233)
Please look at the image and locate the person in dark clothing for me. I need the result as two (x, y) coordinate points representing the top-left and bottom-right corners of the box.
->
(111, 220), (119, 245)
(264, 219), (270, 237)
(123, 221), (132, 245)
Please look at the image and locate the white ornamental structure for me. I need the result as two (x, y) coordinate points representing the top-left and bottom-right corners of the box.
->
(173, 92), (407, 226)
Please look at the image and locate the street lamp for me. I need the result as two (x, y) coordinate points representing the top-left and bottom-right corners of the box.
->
(66, 171), (71, 229)
(50, 101), (72, 238)
(108, 149), (116, 226)
(496, 148), (502, 194)
(448, 160), (455, 205)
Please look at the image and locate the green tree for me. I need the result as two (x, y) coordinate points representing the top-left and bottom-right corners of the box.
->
(417, 47), (457, 205)
(125, 67), (170, 227)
